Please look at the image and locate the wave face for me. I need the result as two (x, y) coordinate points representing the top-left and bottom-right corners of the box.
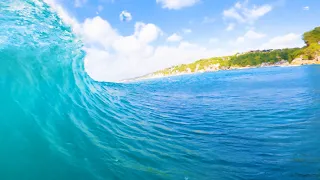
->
(1, 1), (320, 180)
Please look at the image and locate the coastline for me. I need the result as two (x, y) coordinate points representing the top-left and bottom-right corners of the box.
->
(125, 60), (319, 82)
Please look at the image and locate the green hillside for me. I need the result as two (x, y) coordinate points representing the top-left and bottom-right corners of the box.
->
(151, 27), (320, 77)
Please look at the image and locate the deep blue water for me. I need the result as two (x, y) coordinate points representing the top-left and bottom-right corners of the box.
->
(1, 1), (320, 180)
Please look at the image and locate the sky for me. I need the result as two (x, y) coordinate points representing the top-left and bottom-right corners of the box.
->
(45, 0), (320, 82)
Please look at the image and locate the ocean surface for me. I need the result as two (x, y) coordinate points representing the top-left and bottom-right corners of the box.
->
(1, 1), (320, 180)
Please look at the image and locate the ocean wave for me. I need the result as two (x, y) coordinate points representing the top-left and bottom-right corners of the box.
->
(1, 1), (320, 180)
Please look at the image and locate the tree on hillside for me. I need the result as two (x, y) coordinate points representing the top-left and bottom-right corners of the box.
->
(303, 27), (320, 46)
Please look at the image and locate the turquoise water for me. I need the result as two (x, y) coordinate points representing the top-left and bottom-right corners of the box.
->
(1, 1), (320, 180)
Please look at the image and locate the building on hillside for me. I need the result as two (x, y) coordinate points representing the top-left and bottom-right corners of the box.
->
(247, 49), (273, 53)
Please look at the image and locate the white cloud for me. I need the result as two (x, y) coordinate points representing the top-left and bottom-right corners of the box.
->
(83, 20), (163, 81)
(223, 0), (272, 24)
(182, 28), (192, 34)
(134, 22), (162, 43)
(74, 0), (87, 7)
(82, 16), (119, 48)
(261, 33), (304, 49)
(120, 10), (132, 22)
(303, 6), (309, 11)
(202, 16), (216, 24)
(150, 42), (226, 70)
(244, 30), (266, 39)
(45, 0), (302, 82)
(167, 33), (183, 42)
(235, 30), (266, 44)
(226, 23), (235, 31)
(156, 0), (199, 10)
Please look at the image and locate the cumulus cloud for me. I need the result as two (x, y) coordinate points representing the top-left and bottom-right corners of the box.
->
(223, 0), (272, 24)
(261, 33), (304, 49)
(150, 42), (226, 69)
(167, 33), (183, 42)
(235, 30), (266, 44)
(83, 20), (163, 81)
(41, 0), (228, 81)
(82, 16), (119, 48)
(44, 0), (304, 82)
(244, 30), (266, 39)
(119, 10), (132, 22)
(156, 0), (199, 10)
(134, 22), (162, 43)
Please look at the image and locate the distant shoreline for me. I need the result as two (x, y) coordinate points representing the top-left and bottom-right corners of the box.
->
(124, 26), (320, 83)
(124, 61), (319, 83)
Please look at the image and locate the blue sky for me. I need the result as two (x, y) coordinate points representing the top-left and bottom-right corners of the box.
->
(48, 0), (320, 81)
